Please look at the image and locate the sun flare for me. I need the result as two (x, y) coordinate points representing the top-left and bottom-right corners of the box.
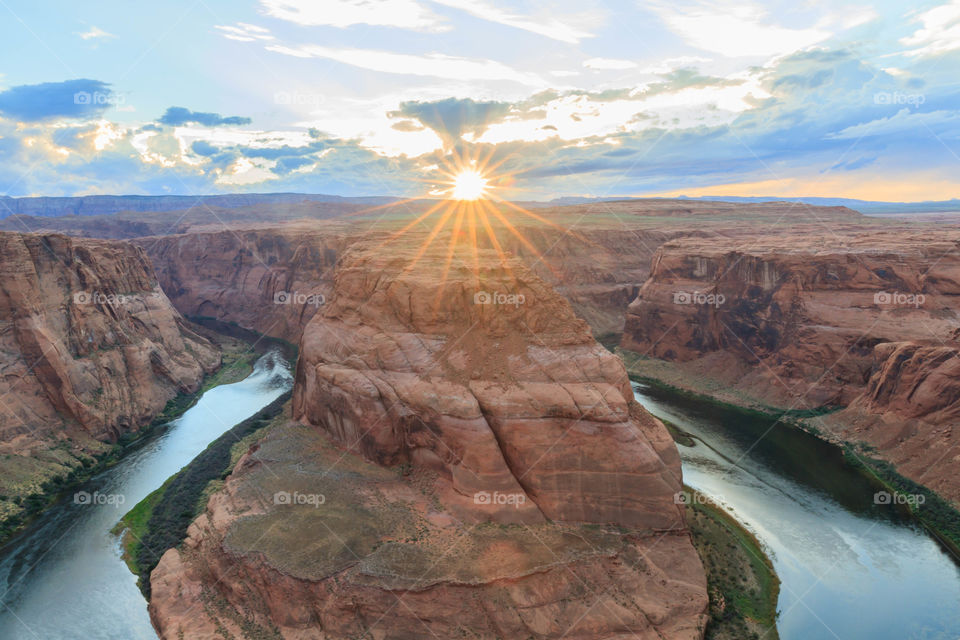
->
(451, 170), (488, 200)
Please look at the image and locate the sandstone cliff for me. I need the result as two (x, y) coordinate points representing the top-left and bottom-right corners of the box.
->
(140, 228), (351, 344)
(823, 341), (960, 502)
(0, 232), (219, 516)
(622, 232), (960, 409)
(620, 230), (960, 504)
(148, 242), (708, 639)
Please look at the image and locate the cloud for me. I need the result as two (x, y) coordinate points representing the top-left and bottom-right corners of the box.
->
(389, 97), (511, 144)
(901, 0), (960, 57)
(215, 23), (275, 42)
(265, 44), (544, 85)
(432, 0), (595, 43)
(648, 1), (830, 57)
(259, 0), (447, 31)
(158, 107), (252, 127)
(271, 155), (316, 174)
(190, 140), (220, 156)
(78, 26), (116, 40)
(0, 79), (115, 121)
(827, 109), (960, 140)
(584, 58), (637, 70)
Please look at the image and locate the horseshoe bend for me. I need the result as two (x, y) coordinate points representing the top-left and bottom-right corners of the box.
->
(147, 240), (710, 639)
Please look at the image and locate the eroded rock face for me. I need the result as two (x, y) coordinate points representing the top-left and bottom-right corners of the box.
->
(825, 342), (960, 502)
(141, 228), (351, 343)
(149, 422), (708, 640)
(622, 233), (960, 409)
(0, 233), (218, 495)
(294, 242), (685, 529)
(621, 231), (960, 505)
(149, 242), (707, 639)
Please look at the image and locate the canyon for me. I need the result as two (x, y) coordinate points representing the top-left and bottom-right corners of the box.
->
(149, 242), (709, 639)
(621, 229), (960, 503)
(0, 232), (219, 528)
(2, 197), (959, 638)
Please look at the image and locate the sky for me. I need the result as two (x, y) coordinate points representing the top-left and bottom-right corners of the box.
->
(0, 0), (959, 201)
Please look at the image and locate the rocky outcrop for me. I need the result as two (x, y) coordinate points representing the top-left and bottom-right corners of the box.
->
(140, 228), (352, 344)
(622, 232), (960, 409)
(293, 242), (685, 529)
(824, 341), (960, 502)
(148, 242), (708, 639)
(140, 223), (675, 344)
(0, 233), (219, 505)
(620, 231), (960, 505)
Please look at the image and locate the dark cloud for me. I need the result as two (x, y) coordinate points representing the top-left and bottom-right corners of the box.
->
(389, 97), (511, 145)
(0, 79), (115, 121)
(158, 107), (251, 127)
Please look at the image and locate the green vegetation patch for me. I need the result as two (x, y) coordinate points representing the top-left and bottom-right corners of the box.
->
(684, 488), (780, 640)
(661, 416), (696, 447)
(839, 443), (960, 558)
(0, 329), (260, 549)
(117, 391), (291, 596)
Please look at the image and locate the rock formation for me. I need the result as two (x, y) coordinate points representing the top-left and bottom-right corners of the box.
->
(622, 232), (960, 408)
(0, 232), (219, 509)
(141, 228), (351, 344)
(148, 241), (708, 639)
(620, 230), (960, 503)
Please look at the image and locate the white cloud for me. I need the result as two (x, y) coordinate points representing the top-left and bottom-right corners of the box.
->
(78, 26), (116, 40)
(477, 76), (764, 145)
(640, 55), (712, 74)
(265, 44), (545, 85)
(648, 1), (830, 58)
(260, 0), (448, 31)
(584, 57), (637, 70)
(901, 0), (960, 57)
(828, 109), (960, 139)
(215, 23), (275, 42)
(431, 0), (596, 43)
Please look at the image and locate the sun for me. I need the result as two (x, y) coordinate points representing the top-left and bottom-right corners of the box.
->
(451, 170), (488, 200)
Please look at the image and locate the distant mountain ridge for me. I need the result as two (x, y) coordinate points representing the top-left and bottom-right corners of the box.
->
(0, 193), (398, 219)
(547, 195), (960, 214)
(2, 192), (958, 219)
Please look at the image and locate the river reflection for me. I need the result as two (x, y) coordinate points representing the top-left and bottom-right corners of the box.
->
(633, 381), (960, 640)
(0, 350), (292, 640)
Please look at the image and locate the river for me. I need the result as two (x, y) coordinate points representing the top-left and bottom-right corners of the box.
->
(633, 381), (960, 640)
(0, 350), (292, 640)
(2, 356), (957, 639)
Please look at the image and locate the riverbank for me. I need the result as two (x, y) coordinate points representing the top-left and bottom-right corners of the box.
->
(115, 392), (291, 594)
(620, 348), (960, 563)
(683, 487), (780, 640)
(0, 328), (259, 550)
